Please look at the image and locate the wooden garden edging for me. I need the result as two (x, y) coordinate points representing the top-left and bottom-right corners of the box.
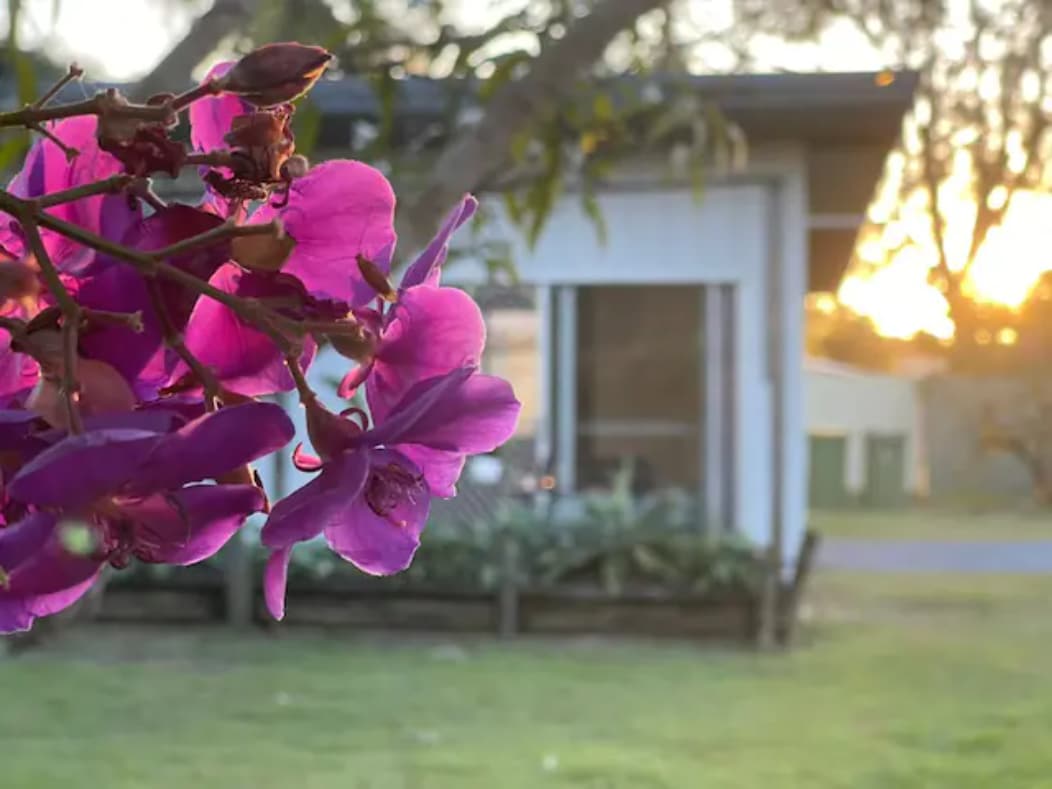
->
(97, 531), (822, 645)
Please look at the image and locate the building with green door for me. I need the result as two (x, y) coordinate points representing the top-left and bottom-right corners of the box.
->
(805, 357), (926, 508)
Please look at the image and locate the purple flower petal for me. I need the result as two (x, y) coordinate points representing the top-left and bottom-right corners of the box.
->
(8, 428), (163, 509)
(0, 332), (38, 407)
(180, 263), (316, 396)
(358, 366), (474, 447)
(0, 599), (34, 633)
(0, 409), (45, 448)
(364, 369), (520, 455)
(399, 195), (478, 291)
(26, 570), (100, 617)
(35, 407), (187, 444)
(75, 263), (168, 397)
(115, 484), (265, 565)
(78, 205), (230, 397)
(261, 450), (369, 549)
(393, 444), (466, 498)
(190, 61), (250, 154)
(127, 205), (230, 326)
(323, 449), (428, 575)
(0, 514), (103, 633)
(9, 117), (138, 272)
(264, 546), (292, 621)
(366, 286), (486, 424)
(128, 402), (295, 493)
(251, 160), (396, 306)
(0, 511), (56, 572)
(337, 361), (372, 400)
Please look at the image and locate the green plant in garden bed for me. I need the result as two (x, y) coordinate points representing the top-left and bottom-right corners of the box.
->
(112, 462), (766, 598)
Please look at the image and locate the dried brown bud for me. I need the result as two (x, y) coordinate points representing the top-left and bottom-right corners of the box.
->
(225, 112), (288, 149)
(216, 463), (256, 487)
(26, 356), (136, 429)
(281, 154), (310, 180)
(356, 255), (396, 302)
(0, 260), (40, 309)
(219, 43), (332, 107)
(231, 225), (296, 272)
(13, 327), (64, 371)
(327, 325), (376, 363)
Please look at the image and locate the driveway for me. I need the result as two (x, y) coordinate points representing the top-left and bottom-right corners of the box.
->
(818, 537), (1052, 573)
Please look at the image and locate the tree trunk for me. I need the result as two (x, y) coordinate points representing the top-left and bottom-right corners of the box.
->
(397, 0), (669, 254)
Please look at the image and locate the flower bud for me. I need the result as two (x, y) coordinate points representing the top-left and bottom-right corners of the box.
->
(219, 43), (332, 107)
(224, 111), (288, 149)
(356, 255), (396, 302)
(281, 154), (310, 179)
(231, 225), (296, 272)
(304, 399), (362, 462)
(327, 327), (375, 363)
(0, 260), (40, 309)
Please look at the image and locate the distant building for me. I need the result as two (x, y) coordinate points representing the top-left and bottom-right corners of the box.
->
(418, 71), (915, 562)
(805, 357), (928, 508)
(16, 70), (917, 562)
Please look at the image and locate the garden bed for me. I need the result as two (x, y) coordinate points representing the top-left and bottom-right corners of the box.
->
(98, 572), (807, 643)
(98, 489), (820, 643)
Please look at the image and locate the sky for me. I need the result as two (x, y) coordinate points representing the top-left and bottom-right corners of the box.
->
(2, 0), (1046, 341)
(8, 1), (207, 80)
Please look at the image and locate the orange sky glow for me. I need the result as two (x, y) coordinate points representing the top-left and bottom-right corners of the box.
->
(838, 177), (1052, 340)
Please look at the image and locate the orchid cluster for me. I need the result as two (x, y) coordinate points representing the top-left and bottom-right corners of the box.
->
(0, 44), (520, 632)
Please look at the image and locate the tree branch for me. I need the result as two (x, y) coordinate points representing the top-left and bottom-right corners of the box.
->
(397, 0), (668, 254)
(19, 216), (82, 433)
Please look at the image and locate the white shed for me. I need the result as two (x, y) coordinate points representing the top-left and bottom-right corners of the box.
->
(277, 71), (917, 569)
(805, 356), (927, 506)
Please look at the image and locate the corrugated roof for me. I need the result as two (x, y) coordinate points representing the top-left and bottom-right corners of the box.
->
(14, 69), (917, 148)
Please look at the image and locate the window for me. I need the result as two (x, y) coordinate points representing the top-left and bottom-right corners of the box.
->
(575, 285), (703, 493)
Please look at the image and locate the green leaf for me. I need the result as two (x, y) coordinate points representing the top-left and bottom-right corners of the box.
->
(293, 97), (322, 157)
(502, 191), (524, 226)
(0, 133), (29, 172)
(593, 91), (614, 123)
(580, 188), (607, 246)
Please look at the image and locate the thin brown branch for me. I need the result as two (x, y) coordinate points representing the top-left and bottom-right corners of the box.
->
(149, 220), (283, 261)
(0, 94), (171, 129)
(82, 309), (144, 333)
(35, 175), (137, 209)
(284, 352), (317, 406)
(59, 317), (82, 433)
(33, 64), (84, 110)
(29, 122), (79, 159)
(169, 79), (222, 113)
(184, 151), (236, 168)
(18, 216), (82, 434)
(146, 279), (220, 411)
(0, 191), (301, 362)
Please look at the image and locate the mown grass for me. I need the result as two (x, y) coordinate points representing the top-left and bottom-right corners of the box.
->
(811, 507), (1052, 541)
(4, 570), (1052, 788)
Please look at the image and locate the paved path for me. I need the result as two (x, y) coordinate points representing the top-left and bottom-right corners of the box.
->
(818, 538), (1052, 573)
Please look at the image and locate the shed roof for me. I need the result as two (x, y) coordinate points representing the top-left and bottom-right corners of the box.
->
(12, 68), (917, 149)
(306, 69), (918, 148)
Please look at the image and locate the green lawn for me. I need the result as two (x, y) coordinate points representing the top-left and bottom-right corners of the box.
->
(811, 507), (1052, 541)
(5, 574), (1052, 788)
